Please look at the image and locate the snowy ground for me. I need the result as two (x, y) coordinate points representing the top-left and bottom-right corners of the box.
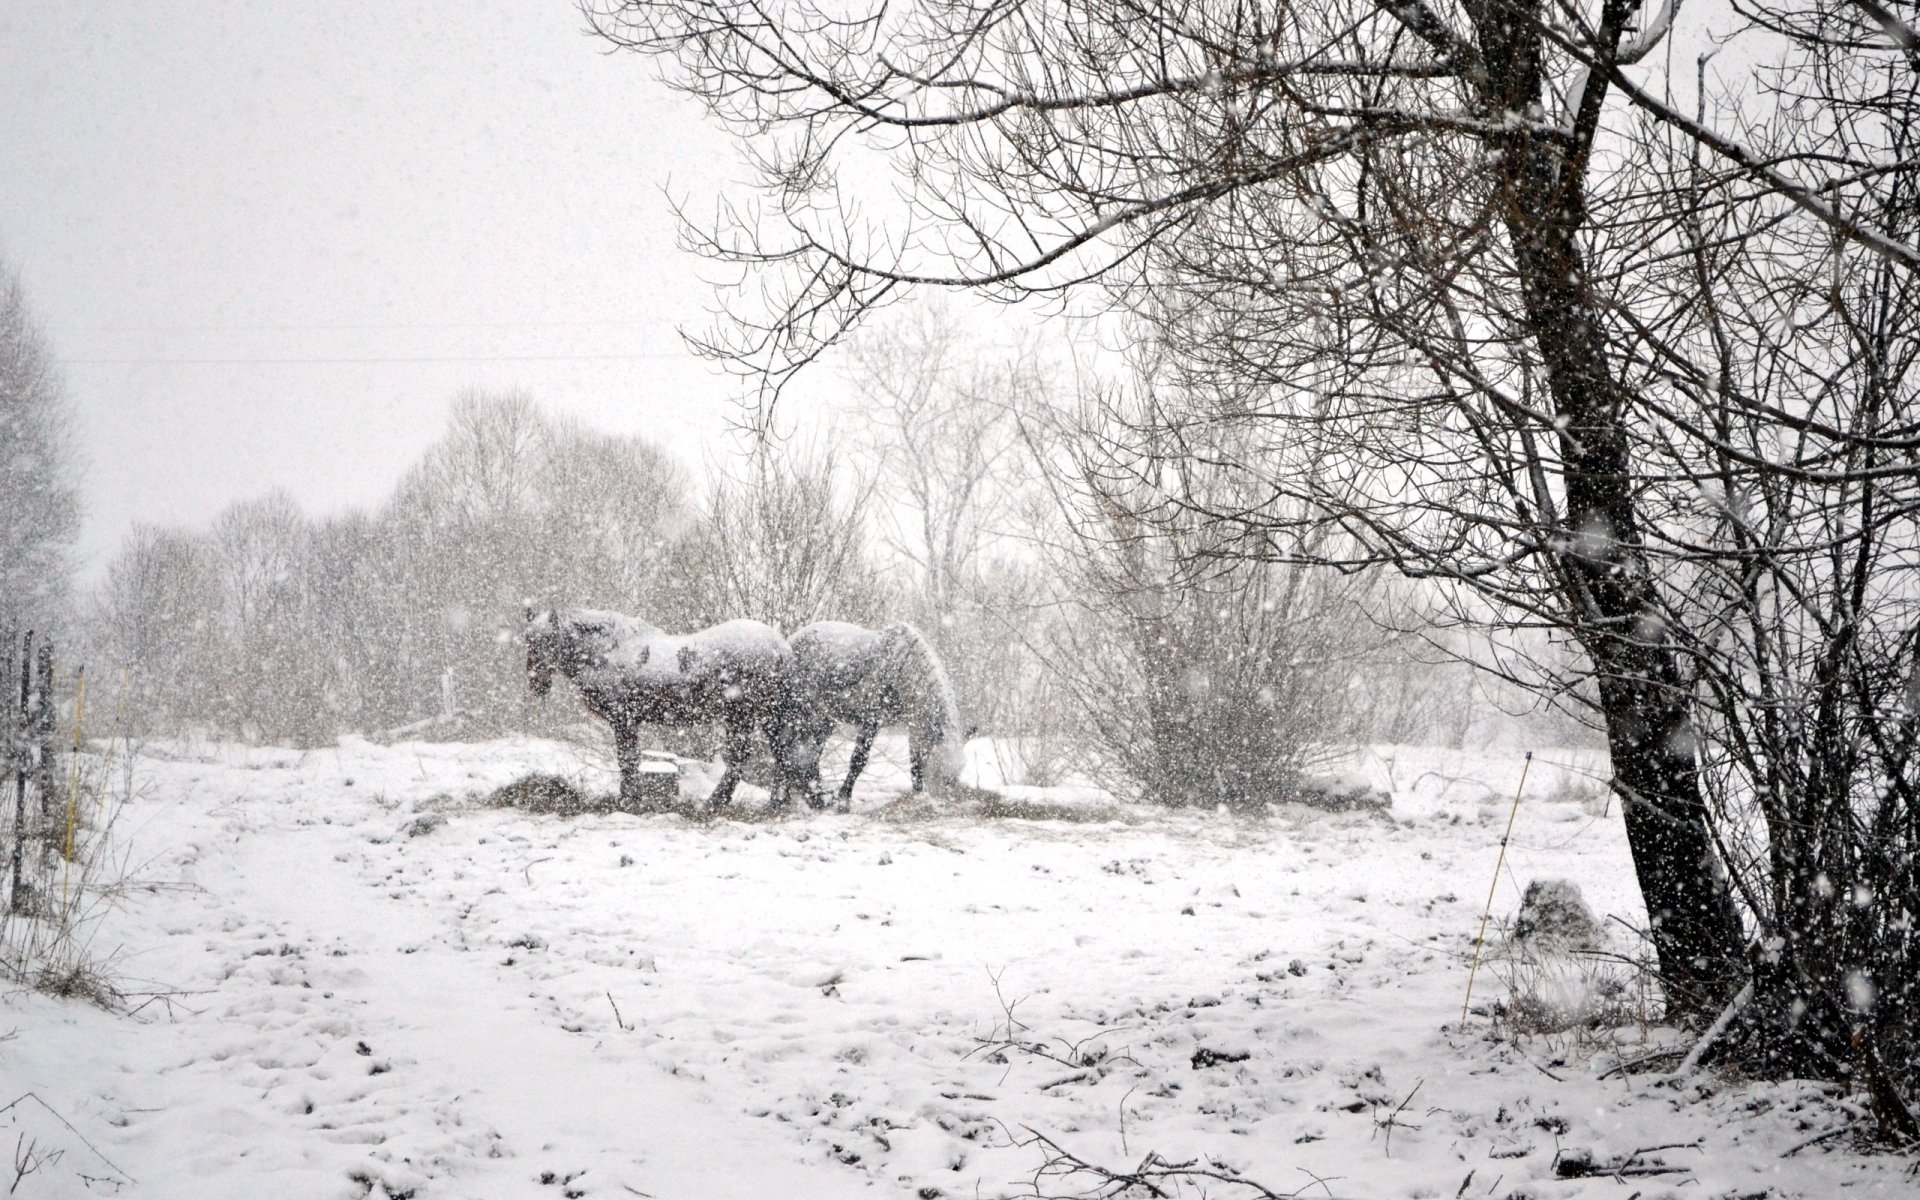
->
(2, 734), (1911, 1198)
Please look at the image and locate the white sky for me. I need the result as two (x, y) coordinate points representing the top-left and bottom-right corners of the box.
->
(1, 1), (795, 580)
(1, 1), (1769, 586)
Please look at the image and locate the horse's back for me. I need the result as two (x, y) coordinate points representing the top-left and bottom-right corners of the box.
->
(784, 622), (881, 718)
(689, 618), (791, 667)
(790, 621), (880, 658)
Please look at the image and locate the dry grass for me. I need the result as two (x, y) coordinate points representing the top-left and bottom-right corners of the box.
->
(28, 960), (125, 1008)
(480, 773), (606, 817)
(1489, 939), (1659, 1057)
(481, 773), (1128, 827)
(480, 771), (804, 823)
(972, 789), (1127, 824)
(1, 731), (142, 1011)
(870, 782), (1129, 825)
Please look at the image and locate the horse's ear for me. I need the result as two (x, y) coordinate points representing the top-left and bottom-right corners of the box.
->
(678, 646), (698, 674)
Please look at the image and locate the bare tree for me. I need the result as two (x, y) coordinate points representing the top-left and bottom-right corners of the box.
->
(840, 301), (1047, 728)
(91, 525), (219, 732)
(672, 445), (882, 634)
(385, 390), (692, 727)
(207, 491), (319, 741)
(1588, 12), (1920, 1101)
(845, 304), (1031, 614)
(0, 259), (80, 634)
(587, 0), (1920, 1036)
(1040, 476), (1381, 808)
(534, 423), (691, 611)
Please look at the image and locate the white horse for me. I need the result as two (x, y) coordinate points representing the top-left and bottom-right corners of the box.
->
(525, 608), (790, 807)
(775, 621), (968, 812)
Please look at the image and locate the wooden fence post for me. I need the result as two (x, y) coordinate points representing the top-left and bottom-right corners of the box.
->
(32, 639), (54, 827)
(8, 630), (32, 915)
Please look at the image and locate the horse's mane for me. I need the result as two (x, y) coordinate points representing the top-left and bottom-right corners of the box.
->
(561, 608), (661, 639)
(879, 623), (963, 744)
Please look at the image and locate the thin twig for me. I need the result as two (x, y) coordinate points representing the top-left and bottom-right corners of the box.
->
(1782, 1126), (1851, 1157)
(0, 1093), (134, 1183)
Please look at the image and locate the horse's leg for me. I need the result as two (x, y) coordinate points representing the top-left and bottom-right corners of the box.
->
(837, 724), (877, 813)
(771, 717), (824, 811)
(707, 714), (752, 806)
(805, 742), (828, 812)
(908, 728), (927, 796)
(798, 722), (829, 811)
(766, 722), (792, 811)
(766, 710), (798, 811)
(613, 720), (642, 811)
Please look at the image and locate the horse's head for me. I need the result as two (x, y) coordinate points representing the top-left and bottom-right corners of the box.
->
(933, 732), (969, 789)
(912, 709), (971, 794)
(525, 608), (558, 698)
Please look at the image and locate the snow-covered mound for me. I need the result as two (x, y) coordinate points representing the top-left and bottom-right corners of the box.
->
(0, 738), (1902, 1198)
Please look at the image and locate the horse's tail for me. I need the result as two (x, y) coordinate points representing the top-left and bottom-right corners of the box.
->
(879, 623), (966, 782)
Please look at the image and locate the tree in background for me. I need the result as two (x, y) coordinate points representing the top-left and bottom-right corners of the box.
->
(841, 302), (1042, 731)
(671, 445), (883, 634)
(91, 392), (692, 744)
(0, 260), (80, 634)
(382, 389), (694, 730)
(90, 526), (218, 730)
(207, 491), (312, 740)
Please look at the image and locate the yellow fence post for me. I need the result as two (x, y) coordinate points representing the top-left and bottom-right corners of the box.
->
(1460, 750), (1532, 1028)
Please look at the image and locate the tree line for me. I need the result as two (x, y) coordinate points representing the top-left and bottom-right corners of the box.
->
(83, 354), (1541, 765)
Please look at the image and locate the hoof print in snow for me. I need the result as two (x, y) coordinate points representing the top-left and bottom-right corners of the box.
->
(355, 1040), (373, 1056)
(405, 813), (447, 837)
(507, 932), (548, 951)
(1191, 1047), (1251, 1069)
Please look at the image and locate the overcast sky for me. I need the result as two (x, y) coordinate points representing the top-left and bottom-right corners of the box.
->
(1, 1), (796, 580)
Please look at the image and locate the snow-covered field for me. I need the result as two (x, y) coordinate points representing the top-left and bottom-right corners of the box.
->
(2, 735), (1909, 1198)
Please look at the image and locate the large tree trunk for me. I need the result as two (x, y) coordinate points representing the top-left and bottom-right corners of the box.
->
(1473, 0), (1748, 1021)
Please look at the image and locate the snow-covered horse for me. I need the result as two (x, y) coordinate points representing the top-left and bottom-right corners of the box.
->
(525, 608), (790, 807)
(776, 621), (967, 812)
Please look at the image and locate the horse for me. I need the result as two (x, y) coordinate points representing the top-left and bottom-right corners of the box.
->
(525, 608), (791, 808)
(775, 621), (968, 812)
